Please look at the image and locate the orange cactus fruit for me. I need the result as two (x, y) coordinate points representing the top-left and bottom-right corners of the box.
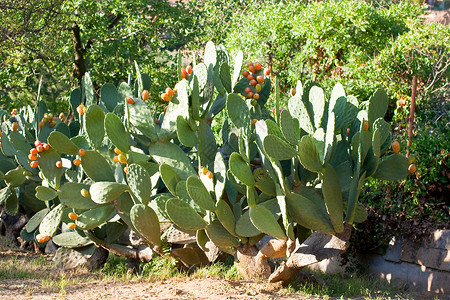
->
(36, 145), (44, 153)
(247, 74), (255, 81)
(255, 84), (262, 92)
(251, 119), (258, 126)
(248, 65), (256, 73)
(247, 91), (254, 99)
(123, 166), (128, 173)
(181, 68), (187, 79)
(80, 189), (89, 198)
(142, 89), (149, 101)
(290, 88), (296, 97)
(12, 122), (18, 131)
(59, 112), (65, 120)
(126, 96), (135, 104)
(256, 76), (264, 83)
(207, 171), (213, 179)
(186, 65), (193, 75)
(242, 70), (250, 78)
(166, 87), (175, 97)
(67, 223), (77, 230)
(249, 79), (257, 87)
(34, 140), (42, 147)
(244, 87), (252, 94)
(82, 106), (87, 114)
(30, 148), (38, 155)
(30, 161), (39, 168)
(392, 141), (400, 153)
(68, 212), (78, 220)
(202, 167), (208, 175)
(76, 105), (85, 115)
(36, 234), (49, 243)
(161, 93), (172, 102)
(254, 62), (262, 71)
(264, 67), (271, 76)
(73, 158), (82, 166)
(43, 143), (50, 151)
(114, 147), (123, 155)
(363, 121), (369, 131)
(253, 93), (260, 100)
(78, 148), (86, 156)
(113, 155), (119, 163)
(118, 153), (127, 164)
(408, 164), (417, 174)
(28, 154), (37, 161)
(38, 121), (44, 130)
(55, 161), (62, 168)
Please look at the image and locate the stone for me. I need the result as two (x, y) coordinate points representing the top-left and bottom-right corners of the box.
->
(234, 244), (271, 280)
(422, 248), (450, 272)
(430, 230), (450, 250)
(384, 236), (402, 263)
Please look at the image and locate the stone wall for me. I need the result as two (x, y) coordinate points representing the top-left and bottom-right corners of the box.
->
(308, 229), (450, 294)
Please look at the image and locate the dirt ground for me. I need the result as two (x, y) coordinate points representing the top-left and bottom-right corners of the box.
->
(1, 277), (327, 300)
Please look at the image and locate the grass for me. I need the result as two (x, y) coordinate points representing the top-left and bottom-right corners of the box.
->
(284, 269), (409, 300)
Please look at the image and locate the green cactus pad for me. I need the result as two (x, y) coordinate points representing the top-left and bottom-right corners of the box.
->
(100, 83), (120, 112)
(160, 163), (181, 196)
(126, 163), (152, 205)
(324, 111), (336, 163)
(353, 201), (368, 223)
(254, 169), (276, 196)
(35, 186), (57, 201)
(196, 229), (210, 252)
(322, 164), (344, 233)
(161, 80), (189, 136)
(89, 182), (128, 204)
(280, 109), (300, 146)
(47, 131), (78, 155)
(286, 193), (334, 233)
(10, 131), (31, 154)
(232, 50), (243, 84)
(25, 208), (49, 233)
(206, 220), (240, 248)
(76, 204), (115, 230)
(58, 182), (98, 209)
(298, 135), (323, 173)
(368, 89), (389, 126)
(176, 116), (198, 147)
(249, 205), (285, 240)
(263, 134), (298, 161)
(175, 181), (204, 213)
(81, 150), (115, 182)
(39, 203), (64, 237)
(341, 95), (359, 128)
(213, 152), (226, 201)
(4, 190), (19, 215)
(186, 176), (216, 211)
(265, 119), (284, 139)
(165, 198), (207, 231)
(85, 105), (105, 150)
(219, 62), (232, 93)
(37, 148), (64, 189)
(373, 117), (391, 146)
(70, 88), (81, 120)
(198, 119), (217, 168)
(216, 199), (236, 236)
(82, 73), (95, 106)
(235, 210), (261, 237)
(128, 101), (158, 140)
(288, 96), (314, 135)
(308, 86), (326, 129)
(191, 74), (201, 120)
(148, 142), (195, 180)
(130, 204), (161, 246)
(226, 93), (250, 132)
(105, 113), (128, 154)
(229, 152), (255, 187)
(52, 231), (94, 248)
(204, 41), (217, 68)
(372, 154), (409, 180)
(372, 129), (381, 158)
(4, 167), (27, 188)
(0, 186), (12, 205)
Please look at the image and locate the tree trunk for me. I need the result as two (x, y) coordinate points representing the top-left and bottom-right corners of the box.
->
(71, 22), (86, 86)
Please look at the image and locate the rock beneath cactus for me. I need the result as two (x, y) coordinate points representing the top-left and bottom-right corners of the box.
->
(234, 244), (271, 280)
(44, 240), (58, 254)
(54, 245), (108, 270)
(87, 246), (109, 270)
(259, 238), (287, 258)
(204, 241), (228, 263)
(172, 243), (209, 268)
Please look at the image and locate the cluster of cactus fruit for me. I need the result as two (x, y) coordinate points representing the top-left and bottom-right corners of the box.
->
(0, 41), (413, 278)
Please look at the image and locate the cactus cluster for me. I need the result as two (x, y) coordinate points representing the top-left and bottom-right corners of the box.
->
(0, 42), (411, 279)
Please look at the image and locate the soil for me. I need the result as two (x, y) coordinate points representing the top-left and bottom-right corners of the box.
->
(1, 277), (324, 300)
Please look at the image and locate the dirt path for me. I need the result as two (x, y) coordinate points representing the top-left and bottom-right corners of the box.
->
(1, 277), (324, 300)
